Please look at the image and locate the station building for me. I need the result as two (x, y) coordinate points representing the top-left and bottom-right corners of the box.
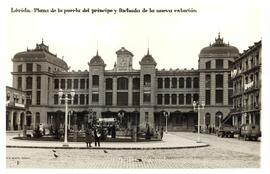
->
(7, 34), (240, 132)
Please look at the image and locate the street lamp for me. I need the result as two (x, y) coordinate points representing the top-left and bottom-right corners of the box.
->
(58, 88), (75, 147)
(193, 101), (205, 143)
(163, 111), (169, 134)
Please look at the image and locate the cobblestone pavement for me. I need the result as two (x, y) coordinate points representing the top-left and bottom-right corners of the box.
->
(6, 132), (260, 169)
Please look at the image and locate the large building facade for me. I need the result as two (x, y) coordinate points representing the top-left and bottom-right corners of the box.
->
(230, 41), (261, 129)
(8, 34), (244, 132)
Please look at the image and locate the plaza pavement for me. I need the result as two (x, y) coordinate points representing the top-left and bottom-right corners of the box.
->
(6, 131), (208, 149)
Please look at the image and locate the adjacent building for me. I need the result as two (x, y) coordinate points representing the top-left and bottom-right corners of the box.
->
(230, 41), (261, 129)
(8, 34), (247, 133)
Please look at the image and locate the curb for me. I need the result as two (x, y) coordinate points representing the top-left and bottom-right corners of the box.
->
(6, 144), (209, 150)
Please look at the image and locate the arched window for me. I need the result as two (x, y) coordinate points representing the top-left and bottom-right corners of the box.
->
(144, 74), (151, 87)
(171, 94), (177, 105)
(117, 77), (128, 90)
(186, 94), (191, 104)
(60, 79), (65, 89)
(193, 93), (199, 102)
(92, 75), (99, 87)
(157, 78), (163, 89)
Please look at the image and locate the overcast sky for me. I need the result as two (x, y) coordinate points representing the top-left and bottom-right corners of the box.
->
(3, 0), (261, 86)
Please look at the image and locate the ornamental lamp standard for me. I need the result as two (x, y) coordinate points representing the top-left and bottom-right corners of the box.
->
(193, 101), (205, 143)
(58, 89), (75, 147)
(163, 111), (169, 134)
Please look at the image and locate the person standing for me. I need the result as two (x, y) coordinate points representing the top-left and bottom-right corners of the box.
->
(160, 127), (164, 140)
(85, 128), (93, 148)
(94, 128), (100, 147)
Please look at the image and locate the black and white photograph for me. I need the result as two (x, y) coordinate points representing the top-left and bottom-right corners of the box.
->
(1, 0), (269, 174)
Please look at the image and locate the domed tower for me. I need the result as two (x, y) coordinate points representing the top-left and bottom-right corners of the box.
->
(88, 51), (106, 118)
(11, 40), (68, 128)
(198, 33), (239, 128)
(139, 49), (157, 129)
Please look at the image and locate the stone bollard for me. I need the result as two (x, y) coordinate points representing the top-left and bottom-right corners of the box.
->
(23, 125), (27, 138)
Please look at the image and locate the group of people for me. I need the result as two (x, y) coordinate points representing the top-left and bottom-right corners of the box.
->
(85, 127), (101, 148)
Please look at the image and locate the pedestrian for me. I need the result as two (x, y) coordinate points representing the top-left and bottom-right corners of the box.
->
(160, 127), (164, 140)
(85, 128), (93, 148)
(94, 128), (100, 147)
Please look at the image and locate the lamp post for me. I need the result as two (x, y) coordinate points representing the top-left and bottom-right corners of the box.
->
(58, 89), (75, 147)
(193, 101), (205, 143)
(163, 111), (169, 134)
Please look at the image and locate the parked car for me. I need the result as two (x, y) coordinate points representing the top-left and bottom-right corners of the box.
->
(217, 124), (236, 138)
(239, 124), (261, 141)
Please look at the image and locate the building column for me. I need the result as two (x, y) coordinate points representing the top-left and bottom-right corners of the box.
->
(10, 111), (14, 131)
(17, 112), (21, 130)
(128, 76), (132, 106)
(112, 77), (117, 106)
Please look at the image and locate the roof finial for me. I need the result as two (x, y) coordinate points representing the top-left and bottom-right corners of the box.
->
(42, 38), (44, 44)
(96, 49), (99, 56)
(96, 40), (99, 56)
(147, 39), (150, 55)
(218, 32), (220, 39)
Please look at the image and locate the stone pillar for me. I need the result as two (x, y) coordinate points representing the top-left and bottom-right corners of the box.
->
(211, 73), (216, 105)
(112, 77), (117, 106)
(10, 111), (14, 131)
(128, 76), (132, 106)
(17, 112), (21, 130)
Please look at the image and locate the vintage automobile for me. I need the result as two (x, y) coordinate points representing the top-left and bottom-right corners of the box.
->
(216, 124), (236, 138)
(239, 124), (261, 141)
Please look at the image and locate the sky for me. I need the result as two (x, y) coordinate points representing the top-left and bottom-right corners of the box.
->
(3, 0), (261, 87)
(1, 0), (269, 173)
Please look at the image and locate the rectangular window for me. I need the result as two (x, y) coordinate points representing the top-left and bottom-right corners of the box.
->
(171, 78), (177, 88)
(67, 79), (72, 89)
(18, 64), (22, 72)
(216, 90), (223, 104)
(36, 91), (41, 105)
(206, 90), (211, 105)
(179, 78), (184, 88)
(171, 94), (177, 105)
(157, 94), (163, 105)
(74, 79), (78, 89)
(179, 94), (184, 105)
(80, 79), (85, 89)
(60, 79), (65, 89)
(26, 77), (32, 89)
(205, 75), (211, 88)
(228, 89), (233, 105)
(80, 94), (85, 105)
(216, 74), (223, 88)
(186, 94), (191, 104)
(165, 78), (170, 88)
(86, 79), (89, 89)
(54, 94), (58, 105)
(18, 77), (22, 89)
(216, 59), (224, 69)
(26, 91), (32, 105)
(106, 78), (113, 90)
(37, 77), (41, 89)
(133, 78), (140, 90)
(206, 61), (211, 69)
(117, 92), (128, 106)
(164, 94), (170, 104)
(54, 79), (59, 89)
(157, 78), (163, 89)
(36, 64), (41, 72)
(86, 94), (89, 104)
(105, 92), (112, 105)
(61, 94), (65, 104)
(228, 74), (233, 88)
(186, 78), (191, 88)
(143, 92), (151, 103)
(92, 93), (99, 103)
(93, 75), (99, 87)
(26, 63), (33, 72)
(132, 92), (140, 106)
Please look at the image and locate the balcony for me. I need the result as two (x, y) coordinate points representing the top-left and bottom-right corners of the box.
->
(6, 101), (25, 108)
